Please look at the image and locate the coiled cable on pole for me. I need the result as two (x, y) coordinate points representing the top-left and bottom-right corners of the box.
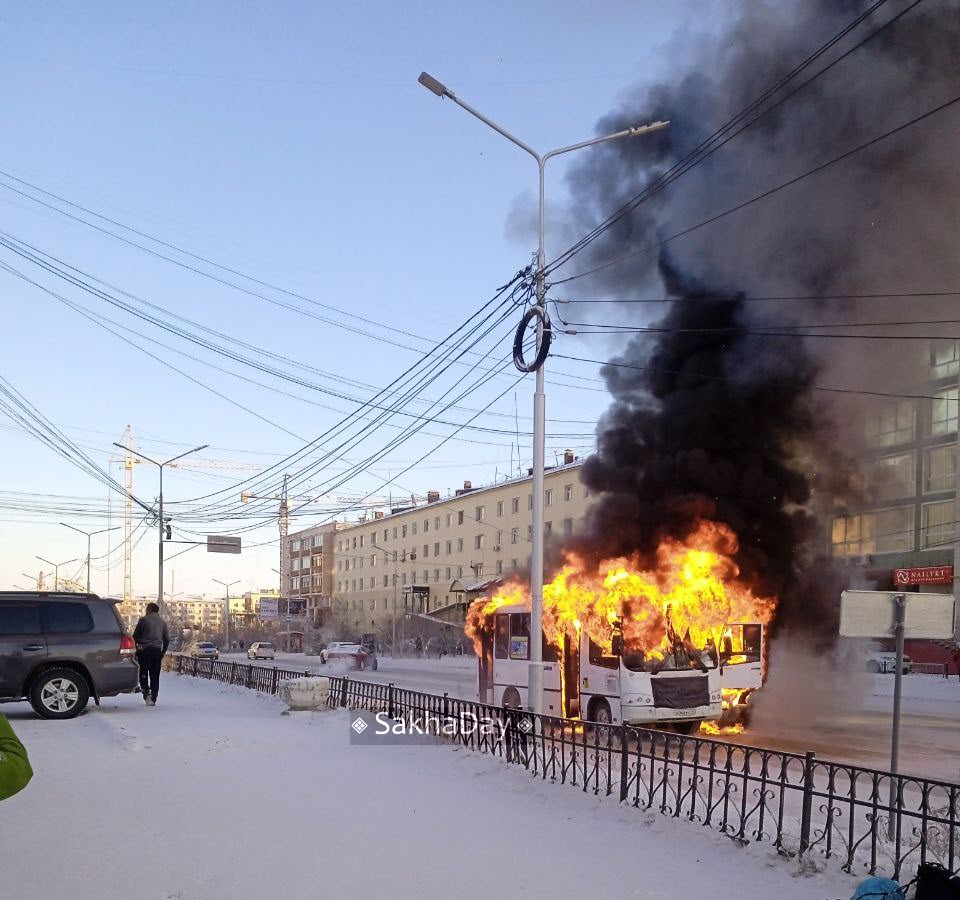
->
(513, 306), (552, 373)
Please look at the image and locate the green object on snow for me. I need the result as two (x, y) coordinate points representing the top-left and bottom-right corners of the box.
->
(0, 712), (33, 801)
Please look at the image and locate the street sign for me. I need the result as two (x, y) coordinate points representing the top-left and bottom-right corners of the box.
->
(206, 535), (242, 554)
(840, 590), (956, 639)
(894, 565), (953, 586)
(259, 598), (278, 621)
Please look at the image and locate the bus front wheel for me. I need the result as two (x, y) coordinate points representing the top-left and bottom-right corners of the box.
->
(502, 687), (522, 710)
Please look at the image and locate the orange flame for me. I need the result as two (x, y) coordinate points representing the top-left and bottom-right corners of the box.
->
(467, 521), (775, 663)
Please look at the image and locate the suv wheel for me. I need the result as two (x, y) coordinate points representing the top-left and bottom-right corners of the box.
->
(30, 668), (90, 720)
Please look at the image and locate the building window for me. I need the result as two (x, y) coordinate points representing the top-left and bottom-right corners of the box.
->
(475, 534), (484, 550)
(831, 506), (915, 556)
(496, 560), (503, 575)
(384, 529), (388, 541)
(545, 489), (553, 507)
(371, 532), (377, 545)
(564, 484), (574, 502)
(511, 558), (518, 570)
(545, 521), (552, 535)
(434, 542), (440, 556)
(412, 522), (417, 535)
(922, 500), (956, 548)
(424, 519), (429, 533)
(457, 566), (464, 577)
(402, 573), (407, 585)
(434, 516), (440, 530)
(563, 517), (573, 536)
(527, 524), (533, 541)
(924, 445), (956, 493)
(369, 578), (375, 589)
(931, 340), (960, 378)
(496, 501), (504, 517)
(446, 567), (451, 579)
(511, 527), (518, 544)
(457, 510), (464, 525)
(423, 544), (429, 558)
(511, 497), (519, 514)
(474, 505), (484, 521)
(446, 513), (452, 527)
(383, 575), (389, 587)
(434, 569), (440, 583)
(931, 388), (959, 436)
(527, 493), (533, 510)
(401, 525), (407, 538)
(874, 452), (915, 501)
(359, 535), (364, 547)
(445, 540), (452, 555)
(457, 538), (464, 552)
(865, 400), (916, 448)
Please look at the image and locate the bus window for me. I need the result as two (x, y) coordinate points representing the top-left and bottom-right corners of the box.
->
(509, 612), (530, 660)
(742, 624), (762, 662)
(542, 634), (558, 663)
(587, 637), (618, 670)
(494, 614), (509, 659)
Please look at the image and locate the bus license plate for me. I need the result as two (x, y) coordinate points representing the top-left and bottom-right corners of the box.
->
(674, 708), (697, 717)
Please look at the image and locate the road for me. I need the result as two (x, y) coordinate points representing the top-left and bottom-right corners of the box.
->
(219, 652), (960, 783)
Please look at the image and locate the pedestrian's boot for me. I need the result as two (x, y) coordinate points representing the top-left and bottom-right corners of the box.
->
(145, 698), (156, 707)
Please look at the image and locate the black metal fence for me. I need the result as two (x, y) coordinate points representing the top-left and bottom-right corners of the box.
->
(174, 655), (959, 882)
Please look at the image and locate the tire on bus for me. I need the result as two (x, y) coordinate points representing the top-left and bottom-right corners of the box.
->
(586, 698), (613, 741)
(501, 687), (522, 710)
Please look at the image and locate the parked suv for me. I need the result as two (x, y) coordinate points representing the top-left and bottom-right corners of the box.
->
(0, 591), (139, 719)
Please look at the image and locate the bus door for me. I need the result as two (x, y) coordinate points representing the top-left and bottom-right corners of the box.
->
(563, 632), (580, 718)
(478, 630), (494, 704)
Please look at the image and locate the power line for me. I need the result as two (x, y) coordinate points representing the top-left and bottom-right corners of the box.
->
(552, 353), (960, 403)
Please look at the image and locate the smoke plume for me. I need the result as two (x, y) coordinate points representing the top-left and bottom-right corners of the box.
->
(559, 0), (960, 643)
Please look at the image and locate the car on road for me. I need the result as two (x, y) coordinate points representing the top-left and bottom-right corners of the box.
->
(319, 641), (356, 664)
(190, 641), (219, 660)
(321, 642), (378, 671)
(0, 591), (139, 719)
(866, 650), (913, 674)
(247, 641), (275, 660)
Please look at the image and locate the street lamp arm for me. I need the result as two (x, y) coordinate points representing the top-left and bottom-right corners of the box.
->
(542, 120), (669, 163)
(165, 444), (211, 467)
(113, 442), (161, 468)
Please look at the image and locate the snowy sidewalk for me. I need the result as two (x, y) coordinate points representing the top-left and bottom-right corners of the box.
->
(1, 676), (854, 900)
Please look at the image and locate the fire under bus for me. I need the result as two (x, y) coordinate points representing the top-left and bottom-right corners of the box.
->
(476, 610), (765, 733)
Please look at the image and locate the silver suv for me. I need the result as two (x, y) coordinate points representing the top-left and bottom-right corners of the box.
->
(0, 591), (139, 719)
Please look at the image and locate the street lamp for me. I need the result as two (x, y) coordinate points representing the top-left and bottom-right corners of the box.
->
(214, 579), (240, 650)
(36, 556), (78, 592)
(60, 523), (121, 594)
(419, 71), (667, 713)
(22, 570), (50, 590)
(113, 442), (208, 618)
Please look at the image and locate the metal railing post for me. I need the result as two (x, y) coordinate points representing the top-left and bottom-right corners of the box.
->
(619, 724), (630, 802)
(799, 750), (816, 854)
(270, 668), (279, 695)
(246, 664), (253, 689)
(340, 677), (349, 708)
(388, 683), (395, 719)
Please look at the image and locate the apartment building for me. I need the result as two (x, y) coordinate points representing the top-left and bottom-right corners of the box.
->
(830, 339), (960, 602)
(330, 454), (590, 636)
(119, 596), (226, 634)
(281, 522), (339, 628)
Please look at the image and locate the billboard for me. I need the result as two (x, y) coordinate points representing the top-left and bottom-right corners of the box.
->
(839, 590), (956, 639)
(259, 598), (279, 621)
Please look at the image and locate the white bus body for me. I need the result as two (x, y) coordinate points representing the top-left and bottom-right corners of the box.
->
(716, 622), (764, 697)
(477, 605), (723, 731)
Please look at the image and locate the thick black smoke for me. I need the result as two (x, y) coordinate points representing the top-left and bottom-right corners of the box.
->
(555, 0), (960, 642)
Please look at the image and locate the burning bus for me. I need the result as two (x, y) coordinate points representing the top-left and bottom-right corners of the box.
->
(466, 521), (772, 732)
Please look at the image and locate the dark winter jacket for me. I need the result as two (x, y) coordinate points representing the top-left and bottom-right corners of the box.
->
(0, 713), (32, 802)
(133, 611), (170, 654)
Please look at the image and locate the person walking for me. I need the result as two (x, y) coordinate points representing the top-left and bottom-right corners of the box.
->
(0, 713), (32, 802)
(133, 601), (169, 707)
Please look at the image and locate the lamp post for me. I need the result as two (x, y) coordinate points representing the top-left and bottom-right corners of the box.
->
(214, 579), (240, 651)
(113, 442), (208, 619)
(418, 71), (667, 713)
(60, 523), (120, 594)
(36, 556), (78, 592)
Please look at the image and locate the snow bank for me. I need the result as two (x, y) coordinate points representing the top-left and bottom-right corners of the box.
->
(0, 676), (855, 900)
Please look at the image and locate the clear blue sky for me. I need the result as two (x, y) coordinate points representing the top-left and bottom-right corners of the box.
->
(0, 1), (733, 597)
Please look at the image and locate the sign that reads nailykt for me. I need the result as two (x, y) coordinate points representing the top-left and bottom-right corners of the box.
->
(206, 535), (241, 554)
(839, 590), (957, 639)
(894, 565), (954, 586)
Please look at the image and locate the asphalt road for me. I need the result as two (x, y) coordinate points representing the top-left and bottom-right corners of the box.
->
(218, 652), (960, 782)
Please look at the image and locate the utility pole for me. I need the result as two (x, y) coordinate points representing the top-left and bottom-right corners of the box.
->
(214, 579), (240, 650)
(60, 523), (120, 594)
(418, 71), (667, 713)
(114, 441), (208, 619)
(123, 425), (135, 605)
(36, 556), (78, 592)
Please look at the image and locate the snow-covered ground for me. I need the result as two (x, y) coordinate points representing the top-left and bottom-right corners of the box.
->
(1, 676), (857, 900)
